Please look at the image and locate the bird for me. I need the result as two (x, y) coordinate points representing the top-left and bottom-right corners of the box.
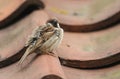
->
(18, 19), (64, 64)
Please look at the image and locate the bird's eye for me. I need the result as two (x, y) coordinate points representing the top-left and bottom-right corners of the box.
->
(47, 19), (59, 28)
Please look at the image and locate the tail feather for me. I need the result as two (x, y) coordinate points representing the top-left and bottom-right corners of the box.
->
(18, 47), (32, 65)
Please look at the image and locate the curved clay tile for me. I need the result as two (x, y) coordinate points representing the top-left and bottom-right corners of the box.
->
(42, 0), (120, 32)
(0, 0), (44, 29)
(57, 24), (120, 69)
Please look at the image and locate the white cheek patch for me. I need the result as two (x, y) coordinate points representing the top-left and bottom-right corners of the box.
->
(18, 22), (64, 64)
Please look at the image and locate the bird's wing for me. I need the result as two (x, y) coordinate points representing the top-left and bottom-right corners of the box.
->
(40, 28), (64, 52)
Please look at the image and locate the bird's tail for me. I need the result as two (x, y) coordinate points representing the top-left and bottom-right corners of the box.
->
(18, 47), (32, 65)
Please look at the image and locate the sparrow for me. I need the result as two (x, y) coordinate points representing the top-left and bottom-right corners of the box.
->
(18, 19), (64, 64)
